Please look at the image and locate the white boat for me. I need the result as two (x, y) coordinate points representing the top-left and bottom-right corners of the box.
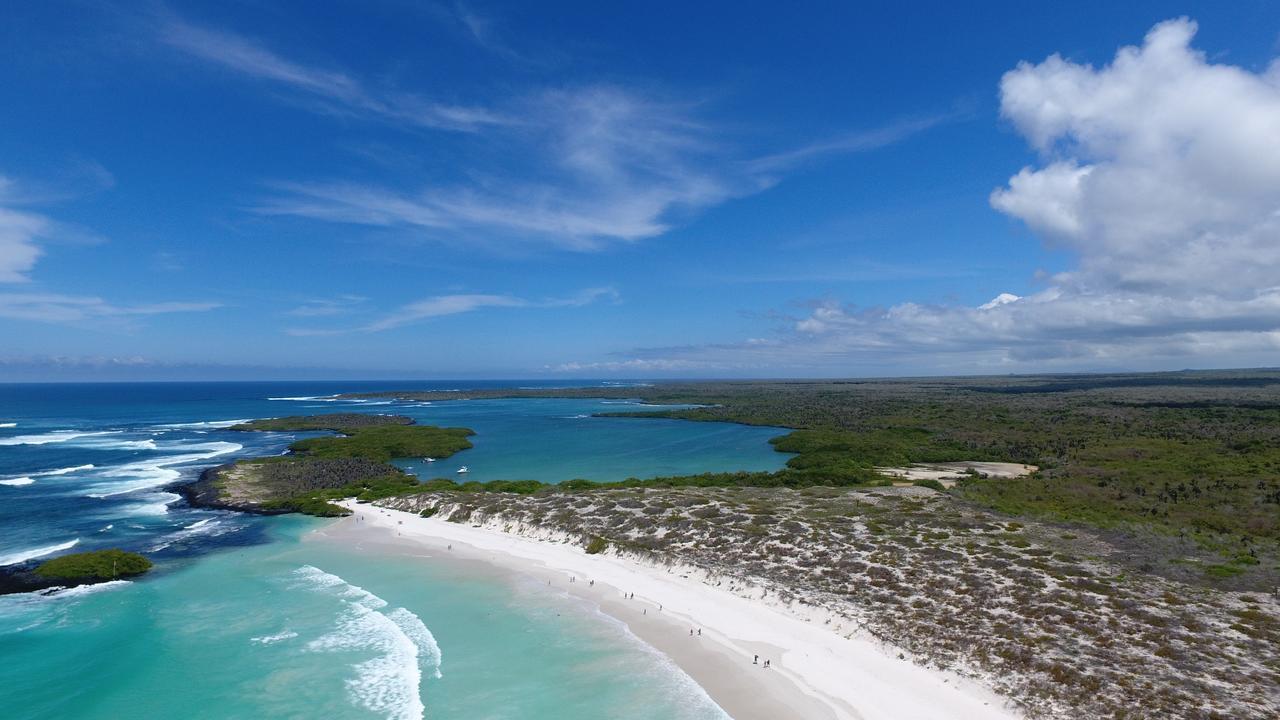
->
(423, 457), (435, 463)
(456, 466), (469, 474)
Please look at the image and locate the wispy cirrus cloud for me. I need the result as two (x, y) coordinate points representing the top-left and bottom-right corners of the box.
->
(745, 112), (959, 175)
(0, 205), (48, 283)
(284, 295), (369, 318)
(157, 15), (948, 251)
(253, 87), (948, 250)
(160, 18), (510, 132)
(0, 292), (220, 325)
(555, 19), (1280, 376)
(287, 286), (617, 335)
(255, 85), (750, 249)
(0, 168), (115, 283)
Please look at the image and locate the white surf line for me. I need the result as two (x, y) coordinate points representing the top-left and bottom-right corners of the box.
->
(85, 441), (242, 497)
(0, 538), (80, 566)
(343, 502), (1018, 720)
(39, 464), (97, 476)
(154, 419), (252, 429)
(293, 565), (440, 720)
(0, 430), (120, 446)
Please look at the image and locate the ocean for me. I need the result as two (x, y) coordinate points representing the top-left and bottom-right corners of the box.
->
(0, 382), (789, 719)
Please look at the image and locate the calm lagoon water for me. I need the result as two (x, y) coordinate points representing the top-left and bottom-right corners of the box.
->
(0, 382), (787, 719)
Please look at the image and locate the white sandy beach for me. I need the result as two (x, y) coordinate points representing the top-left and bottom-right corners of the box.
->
(322, 500), (1020, 720)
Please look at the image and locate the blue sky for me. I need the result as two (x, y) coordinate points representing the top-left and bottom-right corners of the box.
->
(3, 1), (1280, 380)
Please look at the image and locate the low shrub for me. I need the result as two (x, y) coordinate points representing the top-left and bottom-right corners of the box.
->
(35, 549), (152, 580)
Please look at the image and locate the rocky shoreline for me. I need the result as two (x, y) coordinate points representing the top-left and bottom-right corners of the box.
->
(173, 464), (294, 515)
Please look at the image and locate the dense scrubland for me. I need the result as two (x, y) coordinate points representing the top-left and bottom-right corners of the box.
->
(34, 549), (152, 581)
(183, 414), (473, 514)
(382, 486), (1280, 720)
(351, 370), (1280, 589)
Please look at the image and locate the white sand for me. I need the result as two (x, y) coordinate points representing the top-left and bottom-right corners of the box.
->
(327, 500), (1020, 720)
(877, 462), (1038, 487)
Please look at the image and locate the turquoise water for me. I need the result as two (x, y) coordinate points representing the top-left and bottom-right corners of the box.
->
(385, 397), (788, 482)
(1, 517), (727, 720)
(0, 382), (786, 719)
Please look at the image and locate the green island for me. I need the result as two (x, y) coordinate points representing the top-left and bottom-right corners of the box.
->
(34, 549), (152, 581)
(179, 413), (474, 516)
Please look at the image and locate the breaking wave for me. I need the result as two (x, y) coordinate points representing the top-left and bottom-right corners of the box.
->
(0, 538), (80, 566)
(39, 464), (96, 476)
(0, 430), (119, 446)
(293, 565), (440, 719)
(154, 419), (251, 429)
(85, 441), (241, 497)
(1, 464), (98, 488)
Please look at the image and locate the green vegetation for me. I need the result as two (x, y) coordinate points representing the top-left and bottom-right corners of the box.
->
(287, 424), (473, 462)
(35, 549), (152, 580)
(378, 484), (1279, 719)
(234, 413), (474, 462)
(185, 414), (474, 517)
(356, 370), (1280, 587)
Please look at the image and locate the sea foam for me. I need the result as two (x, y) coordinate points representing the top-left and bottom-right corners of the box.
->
(119, 492), (182, 517)
(0, 430), (119, 446)
(387, 607), (443, 680)
(0, 538), (80, 566)
(85, 441), (241, 497)
(38, 464), (96, 476)
(154, 419), (251, 430)
(3, 464), (98, 487)
(294, 565), (440, 720)
(250, 630), (298, 644)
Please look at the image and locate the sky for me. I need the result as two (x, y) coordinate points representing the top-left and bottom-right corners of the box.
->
(2, 1), (1280, 380)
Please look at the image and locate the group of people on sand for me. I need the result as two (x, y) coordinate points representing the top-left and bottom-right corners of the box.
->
(753, 654), (771, 668)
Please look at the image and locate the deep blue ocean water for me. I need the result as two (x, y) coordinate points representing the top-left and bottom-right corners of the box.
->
(0, 381), (788, 719)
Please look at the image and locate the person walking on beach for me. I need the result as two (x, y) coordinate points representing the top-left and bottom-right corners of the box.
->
(753, 654), (758, 665)
(697, 629), (701, 636)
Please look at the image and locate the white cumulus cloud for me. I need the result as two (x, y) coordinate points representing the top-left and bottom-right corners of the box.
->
(574, 19), (1280, 374)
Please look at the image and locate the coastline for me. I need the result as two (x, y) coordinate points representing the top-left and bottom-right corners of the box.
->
(320, 500), (1018, 720)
